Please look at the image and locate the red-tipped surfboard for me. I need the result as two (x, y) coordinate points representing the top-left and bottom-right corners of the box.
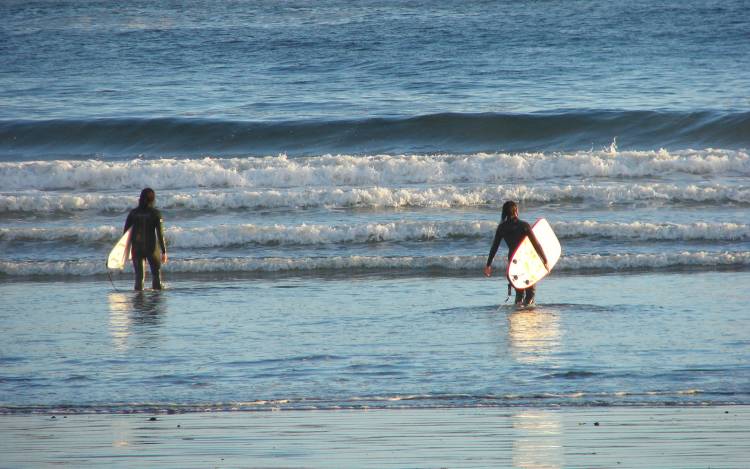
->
(507, 218), (561, 290)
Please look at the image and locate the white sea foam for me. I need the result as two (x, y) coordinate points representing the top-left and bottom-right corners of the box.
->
(2, 251), (749, 277)
(558, 251), (750, 270)
(3, 221), (749, 246)
(0, 225), (120, 243)
(554, 221), (750, 241)
(166, 221), (490, 247)
(1, 149), (748, 190)
(3, 182), (749, 213)
(0, 221), (494, 246)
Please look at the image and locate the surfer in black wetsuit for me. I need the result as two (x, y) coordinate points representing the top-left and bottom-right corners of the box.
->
(124, 188), (167, 290)
(484, 201), (548, 305)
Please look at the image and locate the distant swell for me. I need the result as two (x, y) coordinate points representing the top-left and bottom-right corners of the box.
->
(1, 110), (749, 159)
(1, 252), (749, 277)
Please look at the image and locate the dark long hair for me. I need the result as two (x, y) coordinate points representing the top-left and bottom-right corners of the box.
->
(138, 188), (155, 209)
(501, 200), (518, 223)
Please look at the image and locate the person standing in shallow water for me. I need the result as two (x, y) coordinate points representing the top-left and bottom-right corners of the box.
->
(124, 188), (167, 290)
(484, 201), (548, 305)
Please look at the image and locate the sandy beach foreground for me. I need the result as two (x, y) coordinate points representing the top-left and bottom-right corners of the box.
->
(1, 406), (747, 468)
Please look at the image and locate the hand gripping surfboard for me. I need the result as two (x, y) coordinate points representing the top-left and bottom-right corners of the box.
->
(507, 218), (561, 290)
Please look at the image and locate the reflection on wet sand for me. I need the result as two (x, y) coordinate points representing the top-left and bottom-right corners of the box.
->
(512, 409), (563, 469)
(507, 308), (561, 364)
(107, 291), (165, 351)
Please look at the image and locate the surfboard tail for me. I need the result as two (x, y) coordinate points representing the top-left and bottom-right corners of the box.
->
(106, 228), (132, 270)
(506, 218), (561, 290)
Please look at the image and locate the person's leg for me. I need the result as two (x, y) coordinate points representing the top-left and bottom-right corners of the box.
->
(132, 255), (145, 291)
(146, 252), (162, 290)
(524, 284), (536, 305)
(514, 288), (524, 305)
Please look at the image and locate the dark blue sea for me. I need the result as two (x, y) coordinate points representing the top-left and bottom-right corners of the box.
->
(1, 0), (749, 414)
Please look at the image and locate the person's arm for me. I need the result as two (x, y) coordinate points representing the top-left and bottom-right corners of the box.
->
(123, 211), (133, 234)
(527, 227), (549, 270)
(484, 224), (504, 277)
(155, 211), (167, 263)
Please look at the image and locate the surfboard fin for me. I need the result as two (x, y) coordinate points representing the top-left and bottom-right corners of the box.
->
(505, 283), (512, 303)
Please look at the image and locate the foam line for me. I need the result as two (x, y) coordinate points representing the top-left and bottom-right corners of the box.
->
(2, 251), (748, 277)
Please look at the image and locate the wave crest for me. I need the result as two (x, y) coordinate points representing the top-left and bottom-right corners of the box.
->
(2, 111), (749, 158)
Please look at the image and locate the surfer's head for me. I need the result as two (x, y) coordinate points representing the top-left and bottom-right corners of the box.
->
(138, 188), (156, 209)
(501, 200), (518, 222)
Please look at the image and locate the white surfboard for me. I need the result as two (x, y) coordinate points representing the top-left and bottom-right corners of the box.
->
(507, 218), (561, 290)
(107, 227), (132, 270)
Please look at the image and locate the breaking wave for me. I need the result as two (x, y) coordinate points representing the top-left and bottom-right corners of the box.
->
(2, 221), (749, 247)
(1, 149), (749, 191)
(3, 183), (749, 214)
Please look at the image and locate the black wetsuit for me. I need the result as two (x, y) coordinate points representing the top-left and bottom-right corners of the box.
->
(124, 206), (166, 290)
(486, 217), (547, 304)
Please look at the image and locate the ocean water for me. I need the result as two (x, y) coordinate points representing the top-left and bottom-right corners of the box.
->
(1, 0), (749, 414)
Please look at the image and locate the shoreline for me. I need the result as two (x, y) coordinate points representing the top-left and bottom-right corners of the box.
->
(1, 406), (748, 468)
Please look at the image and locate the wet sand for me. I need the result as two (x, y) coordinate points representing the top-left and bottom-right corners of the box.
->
(1, 406), (748, 468)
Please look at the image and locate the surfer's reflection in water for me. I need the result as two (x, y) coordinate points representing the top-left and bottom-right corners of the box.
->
(483, 201), (548, 306)
(506, 309), (564, 468)
(108, 291), (166, 351)
(500, 307), (565, 469)
(507, 308), (561, 365)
